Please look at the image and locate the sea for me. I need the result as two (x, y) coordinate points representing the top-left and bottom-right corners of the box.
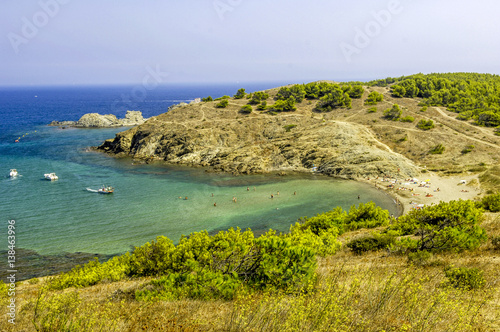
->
(0, 83), (399, 280)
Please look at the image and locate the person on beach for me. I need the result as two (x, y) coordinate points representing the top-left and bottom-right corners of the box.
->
(271, 194), (274, 198)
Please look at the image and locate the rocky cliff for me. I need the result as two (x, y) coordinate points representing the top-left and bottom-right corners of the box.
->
(50, 111), (147, 128)
(96, 92), (420, 179)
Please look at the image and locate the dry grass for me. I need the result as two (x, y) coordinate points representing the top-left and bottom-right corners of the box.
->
(2, 212), (498, 331)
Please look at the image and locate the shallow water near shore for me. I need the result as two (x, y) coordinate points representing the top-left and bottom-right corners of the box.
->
(0, 85), (398, 279)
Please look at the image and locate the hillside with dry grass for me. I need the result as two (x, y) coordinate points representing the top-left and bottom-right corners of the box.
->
(2, 75), (500, 331)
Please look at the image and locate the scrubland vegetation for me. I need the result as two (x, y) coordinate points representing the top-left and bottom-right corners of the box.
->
(2, 194), (499, 331)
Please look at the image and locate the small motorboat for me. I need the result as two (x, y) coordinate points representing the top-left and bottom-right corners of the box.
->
(9, 169), (18, 177)
(98, 186), (114, 194)
(44, 173), (58, 181)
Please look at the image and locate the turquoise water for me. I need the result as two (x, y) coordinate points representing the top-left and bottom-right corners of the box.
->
(2, 128), (398, 255)
(0, 85), (398, 259)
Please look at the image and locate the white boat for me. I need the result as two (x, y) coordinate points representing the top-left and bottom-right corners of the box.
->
(9, 169), (18, 177)
(44, 173), (58, 181)
(98, 186), (114, 194)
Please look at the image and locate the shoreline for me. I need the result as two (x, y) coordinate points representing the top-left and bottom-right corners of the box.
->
(355, 171), (482, 216)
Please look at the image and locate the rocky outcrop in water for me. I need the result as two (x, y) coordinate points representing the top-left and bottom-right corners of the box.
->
(49, 111), (147, 128)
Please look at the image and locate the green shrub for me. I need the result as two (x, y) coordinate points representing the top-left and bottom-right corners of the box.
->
(275, 86), (306, 103)
(367, 107), (377, 113)
(429, 144), (445, 154)
(400, 116), (414, 123)
(420, 106), (428, 112)
(294, 207), (346, 235)
(461, 145), (475, 154)
(494, 127), (500, 136)
(214, 95), (230, 101)
(283, 124), (297, 132)
(347, 233), (396, 255)
(416, 119), (435, 130)
(271, 97), (296, 112)
(257, 101), (267, 110)
(383, 104), (402, 121)
(444, 266), (485, 290)
(216, 99), (229, 108)
(136, 269), (243, 301)
(240, 105), (253, 114)
(50, 254), (131, 289)
(389, 200), (487, 253)
(248, 91), (269, 105)
(129, 236), (175, 276)
(346, 85), (364, 99)
(365, 91), (383, 105)
(202, 96), (213, 102)
(480, 193), (500, 212)
(344, 202), (390, 231)
(314, 86), (352, 112)
(234, 88), (246, 99)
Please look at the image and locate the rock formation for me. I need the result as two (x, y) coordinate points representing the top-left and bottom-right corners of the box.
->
(49, 111), (147, 128)
(96, 97), (420, 179)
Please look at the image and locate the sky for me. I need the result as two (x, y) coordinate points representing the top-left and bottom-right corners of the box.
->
(1, 0), (500, 86)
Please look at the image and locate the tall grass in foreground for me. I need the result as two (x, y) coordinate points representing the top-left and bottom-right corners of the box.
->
(223, 265), (491, 332)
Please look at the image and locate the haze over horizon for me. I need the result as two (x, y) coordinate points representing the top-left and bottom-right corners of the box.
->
(1, 0), (500, 87)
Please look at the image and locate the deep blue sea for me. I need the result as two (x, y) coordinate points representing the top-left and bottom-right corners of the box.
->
(0, 83), (398, 279)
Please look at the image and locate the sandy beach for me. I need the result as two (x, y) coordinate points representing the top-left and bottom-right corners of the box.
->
(358, 171), (482, 215)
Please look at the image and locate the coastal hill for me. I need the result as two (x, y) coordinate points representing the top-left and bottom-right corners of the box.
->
(96, 77), (500, 192)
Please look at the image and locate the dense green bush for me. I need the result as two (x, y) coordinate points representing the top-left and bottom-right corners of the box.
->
(202, 96), (213, 102)
(388, 200), (487, 253)
(240, 105), (253, 114)
(248, 91), (269, 105)
(367, 107), (377, 113)
(50, 255), (131, 289)
(257, 101), (268, 110)
(429, 144), (445, 154)
(344, 202), (390, 231)
(234, 88), (246, 99)
(416, 119), (435, 130)
(293, 207), (346, 235)
(271, 97), (297, 112)
(314, 86), (352, 112)
(480, 192), (500, 212)
(400, 116), (414, 123)
(383, 104), (402, 120)
(275, 86), (306, 103)
(215, 99), (229, 108)
(345, 85), (364, 99)
(214, 95), (230, 101)
(444, 266), (485, 290)
(365, 91), (384, 105)
(347, 233), (395, 255)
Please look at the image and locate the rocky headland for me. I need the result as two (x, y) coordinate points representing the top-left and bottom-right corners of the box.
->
(95, 82), (500, 189)
(49, 110), (147, 128)
(95, 90), (421, 179)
